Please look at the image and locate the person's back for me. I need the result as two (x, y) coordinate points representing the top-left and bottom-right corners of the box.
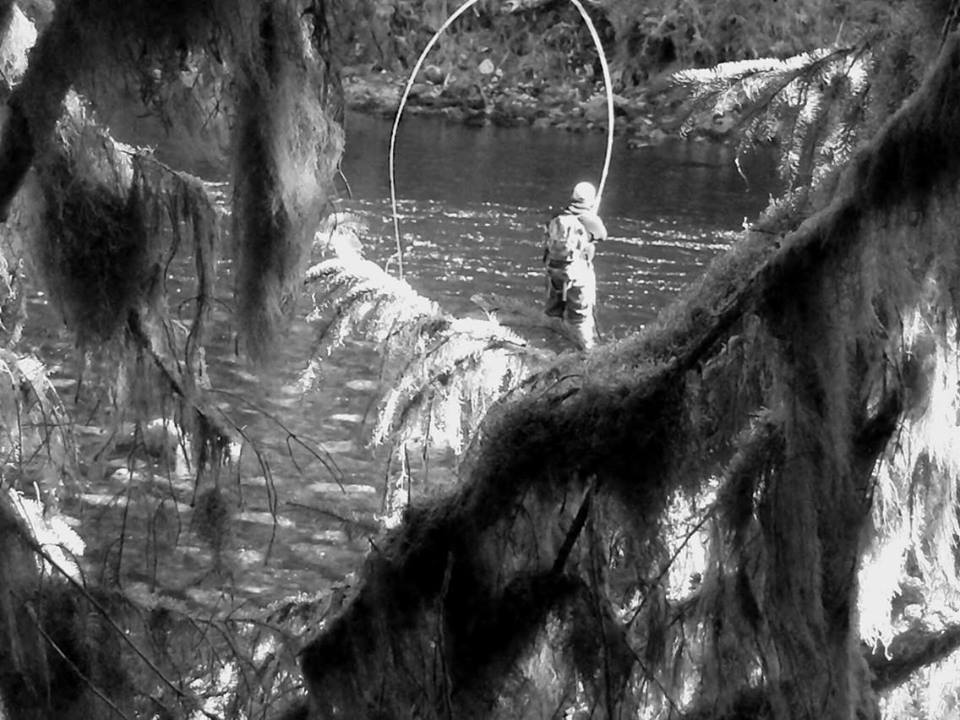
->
(544, 214), (592, 269)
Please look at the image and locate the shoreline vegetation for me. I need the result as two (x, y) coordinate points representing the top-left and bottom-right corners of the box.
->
(341, 62), (728, 147)
(331, 0), (856, 147)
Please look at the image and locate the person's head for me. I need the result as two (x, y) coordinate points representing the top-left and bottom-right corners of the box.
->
(570, 181), (597, 207)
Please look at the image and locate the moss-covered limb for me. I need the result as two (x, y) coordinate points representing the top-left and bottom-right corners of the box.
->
(301, 385), (681, 712)
(232, 0), (343, 358)
(445, 573), (587, 714)
(867, 623), (960, 691)
(677, 623), (960, 718)
(0, 0), (77, 219)
(304, 565), (624, 718)
(462, 29), (960, 496)
(301, 33), (960, 718)
(0, 0), (225, 211)
(15, 95), (218, 348)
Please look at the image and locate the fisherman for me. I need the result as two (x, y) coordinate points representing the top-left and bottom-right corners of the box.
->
(543, 181), (607, 349)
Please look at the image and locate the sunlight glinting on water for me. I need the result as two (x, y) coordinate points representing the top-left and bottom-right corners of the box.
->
(345, 195), (745, 331)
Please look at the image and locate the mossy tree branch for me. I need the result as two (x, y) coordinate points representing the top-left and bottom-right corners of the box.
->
(0, 0), (78, 219)
(301, 32), (960, 718)
(867, 623), (960, 691)
(676, 622), (960, 719)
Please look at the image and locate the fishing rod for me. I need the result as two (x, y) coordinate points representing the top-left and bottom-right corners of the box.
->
(388, 0), (615, 278)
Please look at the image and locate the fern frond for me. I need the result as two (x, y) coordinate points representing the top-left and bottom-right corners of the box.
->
(305, 254), (439, 359)
(5, 487), (85, 580)
(675, 48), (842, 135)
(785, 74), (831, 187)
(371, 319), (531, 453)
(303, 245), (543, 455)
(314, 212), (366, 258)
(0, 348), (78, 511)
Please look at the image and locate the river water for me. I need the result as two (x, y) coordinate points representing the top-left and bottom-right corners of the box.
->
(343, 112), (776, 329)
(40, 112), (778, 610)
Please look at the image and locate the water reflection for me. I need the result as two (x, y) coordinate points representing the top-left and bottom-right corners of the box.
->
(342, 110), (776, 221)
(341, 112), (775, 329)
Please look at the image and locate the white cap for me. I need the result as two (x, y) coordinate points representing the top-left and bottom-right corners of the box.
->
(571, 181), (597, 205)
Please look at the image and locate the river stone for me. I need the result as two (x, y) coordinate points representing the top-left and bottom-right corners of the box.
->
(582, 95), (608, 123)
(409, 82), (430, 98)
(307, 482), (376, 495)
(236, 510), (295, 528)
(74, 424), (109, 438)
(109, 467), (142, 484)
(236, 547), (266, 565)
(322, 439), (356, 454)
(312, 529), (349, 544)
(80, 492), (118, 507)
(290, 543), (329, 563)
(423, 64), (445, 84)
(48, 375), (75, 391)
(344, 379), (378, 392)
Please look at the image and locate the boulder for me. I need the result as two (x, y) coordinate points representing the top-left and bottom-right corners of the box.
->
(423, 64), (445, 85)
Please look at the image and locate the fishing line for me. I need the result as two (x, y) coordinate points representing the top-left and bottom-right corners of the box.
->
(568, 0), (614, 210)
(388, 0), (615, 277)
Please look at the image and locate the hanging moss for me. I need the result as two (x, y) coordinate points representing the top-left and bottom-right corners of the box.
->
(31, 115), (153, 344)
(231, 0), (344, 358)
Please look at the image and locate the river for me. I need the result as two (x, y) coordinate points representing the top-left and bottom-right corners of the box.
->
(38, 112), (778, 610)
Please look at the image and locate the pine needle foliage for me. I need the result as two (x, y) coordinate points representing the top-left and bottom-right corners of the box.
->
(672, 46), (869, 191)
(669, 4), (950, 200)
(302, 230), (546, 457)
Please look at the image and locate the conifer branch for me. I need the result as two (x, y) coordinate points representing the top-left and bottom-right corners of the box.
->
(672, 45), (869, 189)
(303, 249), (545, 455)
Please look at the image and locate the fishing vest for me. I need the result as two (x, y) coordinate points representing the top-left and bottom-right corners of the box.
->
(545, 214), (591, 267)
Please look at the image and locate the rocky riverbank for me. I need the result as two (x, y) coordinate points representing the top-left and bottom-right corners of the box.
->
(342, 63), (735, 147)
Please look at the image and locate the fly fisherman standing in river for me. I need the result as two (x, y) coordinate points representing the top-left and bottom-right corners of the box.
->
(543, 181), (608, 349)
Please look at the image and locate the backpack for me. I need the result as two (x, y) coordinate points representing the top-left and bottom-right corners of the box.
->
(544, 214), (588, 265)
